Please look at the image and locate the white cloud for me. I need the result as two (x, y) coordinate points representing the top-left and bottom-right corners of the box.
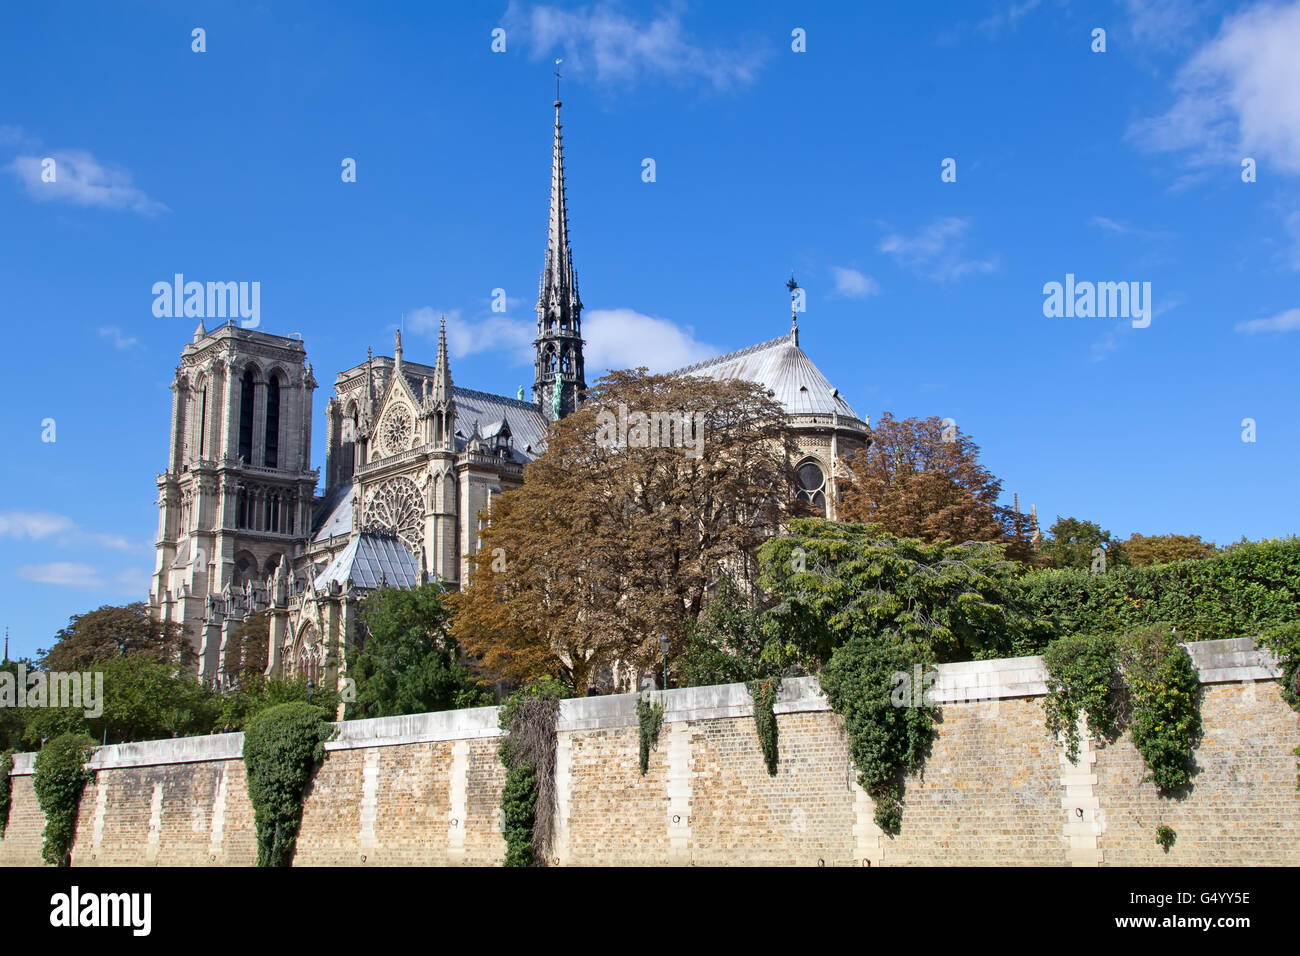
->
(1088, 216), (1173, 240)
(878, 217), (999, 282)
(5, 148), (166, 214)
(830, 267), (881, 299)
(1122, 0), (1212, 48)
(0, 511), (75, 539)
(99, 325), (138, 350)
(1235, 307), (1300, 333)
(18, 562), (103, 590)
(408, 306), (535, 365)
(978, 0), (1043, 34)
(583, 308), (717, 372)
(0, 510), (146, 554)
(502, 1), (765, 91)
(1128, 3), (1300, 174)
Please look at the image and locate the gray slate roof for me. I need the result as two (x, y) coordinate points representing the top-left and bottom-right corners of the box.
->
(312, 531), (419, 591)
(448, 385), (547, 459)
(311, 481), (354, 543)
(673, 332), (864, 422)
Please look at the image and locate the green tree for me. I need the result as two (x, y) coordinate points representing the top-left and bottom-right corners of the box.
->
(39, 602), (194, 671)
(681, 574), (782, 686)
(1122, 533), (1216, 567)
(758, 518), (1030, 667)
(347, 583), (490, 719)
(0, 659), (31, 750)
(1042, 517), (1129, 571)
(21, 656), (219, 747)
(214, 674), (335, 733)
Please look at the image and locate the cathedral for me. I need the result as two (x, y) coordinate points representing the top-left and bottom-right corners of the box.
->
(147, 91), (870, 688)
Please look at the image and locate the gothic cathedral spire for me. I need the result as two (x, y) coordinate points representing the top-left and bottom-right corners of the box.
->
(533, 63), (585, 421)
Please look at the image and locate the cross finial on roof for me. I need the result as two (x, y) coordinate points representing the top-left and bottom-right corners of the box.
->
(787, 274), (800, 346)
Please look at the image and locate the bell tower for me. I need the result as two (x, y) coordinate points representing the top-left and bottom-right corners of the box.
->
(150, 321), (317, 682)
(533, 64), (586, 421)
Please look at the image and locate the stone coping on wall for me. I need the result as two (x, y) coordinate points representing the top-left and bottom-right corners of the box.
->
(4, 637), (1282, 774)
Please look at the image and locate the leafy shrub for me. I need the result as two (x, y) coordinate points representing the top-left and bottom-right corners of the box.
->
(242, 702), (335, 867)
(1155, 824), (1176, 852)
(1017, 538), (1300, 649)
(32, 733), (96, 865)
(819, 633), (936, 833)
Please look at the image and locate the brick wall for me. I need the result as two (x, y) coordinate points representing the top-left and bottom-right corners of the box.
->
(1, 638), (1296, 866)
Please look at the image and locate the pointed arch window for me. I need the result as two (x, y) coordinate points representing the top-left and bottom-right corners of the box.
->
(264, 375), (280, 468)
(238, 370), (255, 462)
(198, 383), (209, 459)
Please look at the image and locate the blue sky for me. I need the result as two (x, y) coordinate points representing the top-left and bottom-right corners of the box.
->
(1, 0), (1297, 659)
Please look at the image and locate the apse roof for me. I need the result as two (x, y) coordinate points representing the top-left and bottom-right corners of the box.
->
(312, 531), (419, 591)
(673, 332), (864, 422)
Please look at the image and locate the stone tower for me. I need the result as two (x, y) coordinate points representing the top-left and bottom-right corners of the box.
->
(533, 77), (586, 421)
(150, 321), (317, 682)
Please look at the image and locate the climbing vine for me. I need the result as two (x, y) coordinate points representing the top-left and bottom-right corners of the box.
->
(1257, 624), (1300, 789)
(819, 633), (936, 834)
(32, 733), (96, 866)
(1043, 626), (1201, 795)
(0, 750), (15, 838)
(1124, 628), (1201, 792)
(242, 702), (335, 867)
(1042, 634), (1122, 761)
(636, 694), (664, 775)
(747, 678), (781, 776)
(498, 678), (564, 867)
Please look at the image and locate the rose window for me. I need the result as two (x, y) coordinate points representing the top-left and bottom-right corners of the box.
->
(381, 404), (414, 456)
(361, 476), (423, 552)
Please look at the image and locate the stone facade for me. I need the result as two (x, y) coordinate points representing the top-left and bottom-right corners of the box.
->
(3, 639), (1295, 867)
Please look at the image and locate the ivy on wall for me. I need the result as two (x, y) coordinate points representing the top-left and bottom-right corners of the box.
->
(1257, 624), (1300, 789)
(636, 694), (664, 776)
(1042, 634), (1122, 762)
(0, 750), (15, 838)
(747, 678), (780, 776)
(819, 633), (936, 833)
(32, 733), (96, 866)
(242, 702), (335, 867)
(498, 679), (564, 867)
(1043, 625), (1201, 795)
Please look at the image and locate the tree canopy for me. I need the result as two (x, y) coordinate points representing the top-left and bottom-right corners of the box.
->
(38, 601), (194, 671)
(450, 368), (806, 691)
(347, 583), (490, 718)
(758, 518), (1031, 667)
(1042, 516), (1129, 570)
(1121, 532), (1216, 567)
(838, 413), (1038, 561)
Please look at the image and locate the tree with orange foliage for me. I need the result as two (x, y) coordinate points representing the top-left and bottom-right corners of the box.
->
(449, 369), (805, 692)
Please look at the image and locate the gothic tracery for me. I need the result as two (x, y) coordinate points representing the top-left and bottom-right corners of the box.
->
(361, 475), (424, 552)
